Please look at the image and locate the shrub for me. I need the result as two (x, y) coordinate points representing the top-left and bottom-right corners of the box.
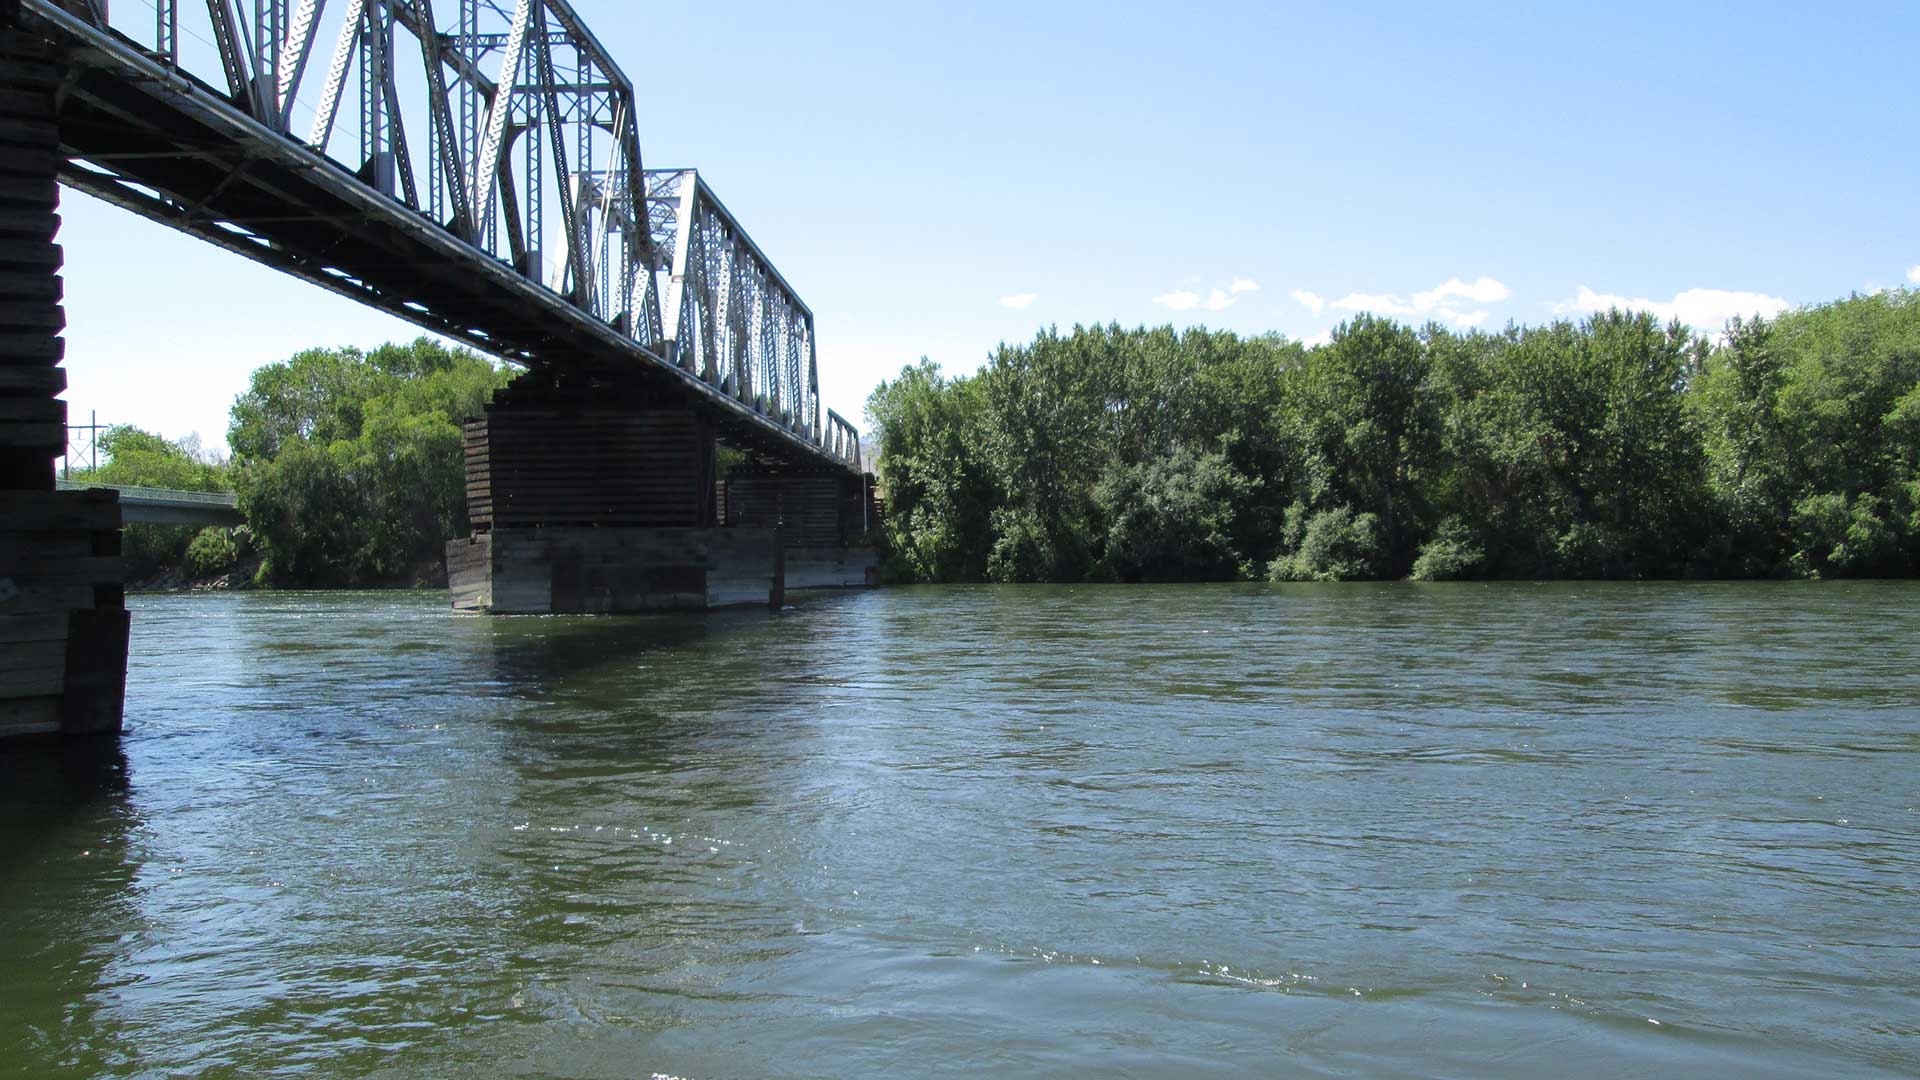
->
(1552, 521), (1632, 578)
(1790, 492), (1896, 578)
(986, 506), (1057, 582)
(1095, 448), (1252, 581)
(185, 526), (243, 578)
(1410, 517), (1485, 581)
(1269, 505), (1384, 581)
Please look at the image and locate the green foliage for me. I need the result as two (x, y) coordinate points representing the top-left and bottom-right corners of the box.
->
(232, 338), (511, 587)
(1411, 517), (1485, 581)
(865, 360), (997, 582)
(869, 325), (1296, 583)
(1433, 311), (1708, 578)
(1789, 492), (1896, 578)
(985, 504), (1062, 583)
(1268, 505), (1385, 581)
(1280, 315), (1438, 573)
(1094, 448), (1253, 581)
(88, 426), (230, 492)
(867, 289), (1920, 584)
(185, 526), (246, 578)
(1693, 289), (1920, 577)
(975, 329), (1113, 581)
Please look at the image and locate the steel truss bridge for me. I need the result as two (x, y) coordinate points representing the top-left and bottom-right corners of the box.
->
(11, 0), (862, 466)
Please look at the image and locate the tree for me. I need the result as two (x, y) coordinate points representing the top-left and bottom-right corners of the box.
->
(976, 328), (1117, 581)
(1272, 314), (1437, 577)
(866, 359), (997, 582)
(1693, 289), (1920, 576)
(231, 338), (510, 586)
(1429, 312), (1707, 578)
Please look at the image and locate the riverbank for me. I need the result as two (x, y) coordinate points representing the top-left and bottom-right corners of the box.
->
(125, 553), (262, 593)
(123, 552), (447, 593)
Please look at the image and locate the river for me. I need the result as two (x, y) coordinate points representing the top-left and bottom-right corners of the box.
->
(2, 583), (1916, 1077)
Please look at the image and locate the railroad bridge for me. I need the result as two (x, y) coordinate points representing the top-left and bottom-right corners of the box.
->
(0, 0), (879, 738)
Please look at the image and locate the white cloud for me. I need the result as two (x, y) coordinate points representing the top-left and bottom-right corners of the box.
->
(1908, 265), (1920, 285)
(1325, 275), (1508, 326)
(1565, 285), (1790, 330)
(1300, 328), (1333, 348)
(1156, 277), (1258, 313)
(1332, 291), (1418, 317)
(1290, 289), (1325, 314)
(998, 292), (1038, 310)
(1414, 276), (1511, 309)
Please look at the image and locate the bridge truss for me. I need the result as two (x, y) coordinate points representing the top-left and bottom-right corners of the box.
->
(11, 0), (859, 465)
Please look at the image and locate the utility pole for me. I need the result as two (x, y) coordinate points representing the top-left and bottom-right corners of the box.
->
(64, 409), (107, 479)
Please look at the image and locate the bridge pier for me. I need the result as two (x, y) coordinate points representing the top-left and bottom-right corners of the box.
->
(723, 464), (879, 589)
(447, 372), (791, 613)
(0, 28), (129, 739)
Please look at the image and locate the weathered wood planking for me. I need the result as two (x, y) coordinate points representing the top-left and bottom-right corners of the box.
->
(464, 375), (718, 529)
(0, 37), (64, 494)
(0, 50), (130, 738)
(0, 696), (61, 739)
(0, 494), (127, 737)
(724, 466), (854, 548)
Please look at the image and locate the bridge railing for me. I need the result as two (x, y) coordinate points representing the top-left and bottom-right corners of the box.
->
(54, 479), (239, 508)
(824, 410), (860, 467)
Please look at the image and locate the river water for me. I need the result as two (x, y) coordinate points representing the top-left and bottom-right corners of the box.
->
(2, 583), (1916, 1078)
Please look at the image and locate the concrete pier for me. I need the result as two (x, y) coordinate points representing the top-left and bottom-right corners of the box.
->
(783, 545), (880, 590)
(447, 526), (785, 613)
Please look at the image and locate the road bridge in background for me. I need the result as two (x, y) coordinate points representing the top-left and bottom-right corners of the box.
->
(1, 0), (879, 739)
(54, 479), (244, 526)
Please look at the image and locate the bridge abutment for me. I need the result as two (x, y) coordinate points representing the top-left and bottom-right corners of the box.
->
(0, 27), (129, 739)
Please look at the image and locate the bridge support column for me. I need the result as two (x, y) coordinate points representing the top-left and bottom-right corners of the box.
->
(446, 372), (786, 613)
(0, 28), (129, 740)
(723, 464), (880, 590)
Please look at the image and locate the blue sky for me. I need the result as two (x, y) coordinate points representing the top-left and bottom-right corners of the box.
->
(54, 0), (1920, 456)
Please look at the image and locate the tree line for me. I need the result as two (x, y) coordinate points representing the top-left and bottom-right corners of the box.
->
(77, 338), (508, 587)
(78, 289), (1920, 590)
(866, 289), (1920, 583)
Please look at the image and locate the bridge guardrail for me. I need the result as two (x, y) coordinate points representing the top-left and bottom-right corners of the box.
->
(824, 410), (861, 467)
(55, 479), (240, 508)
